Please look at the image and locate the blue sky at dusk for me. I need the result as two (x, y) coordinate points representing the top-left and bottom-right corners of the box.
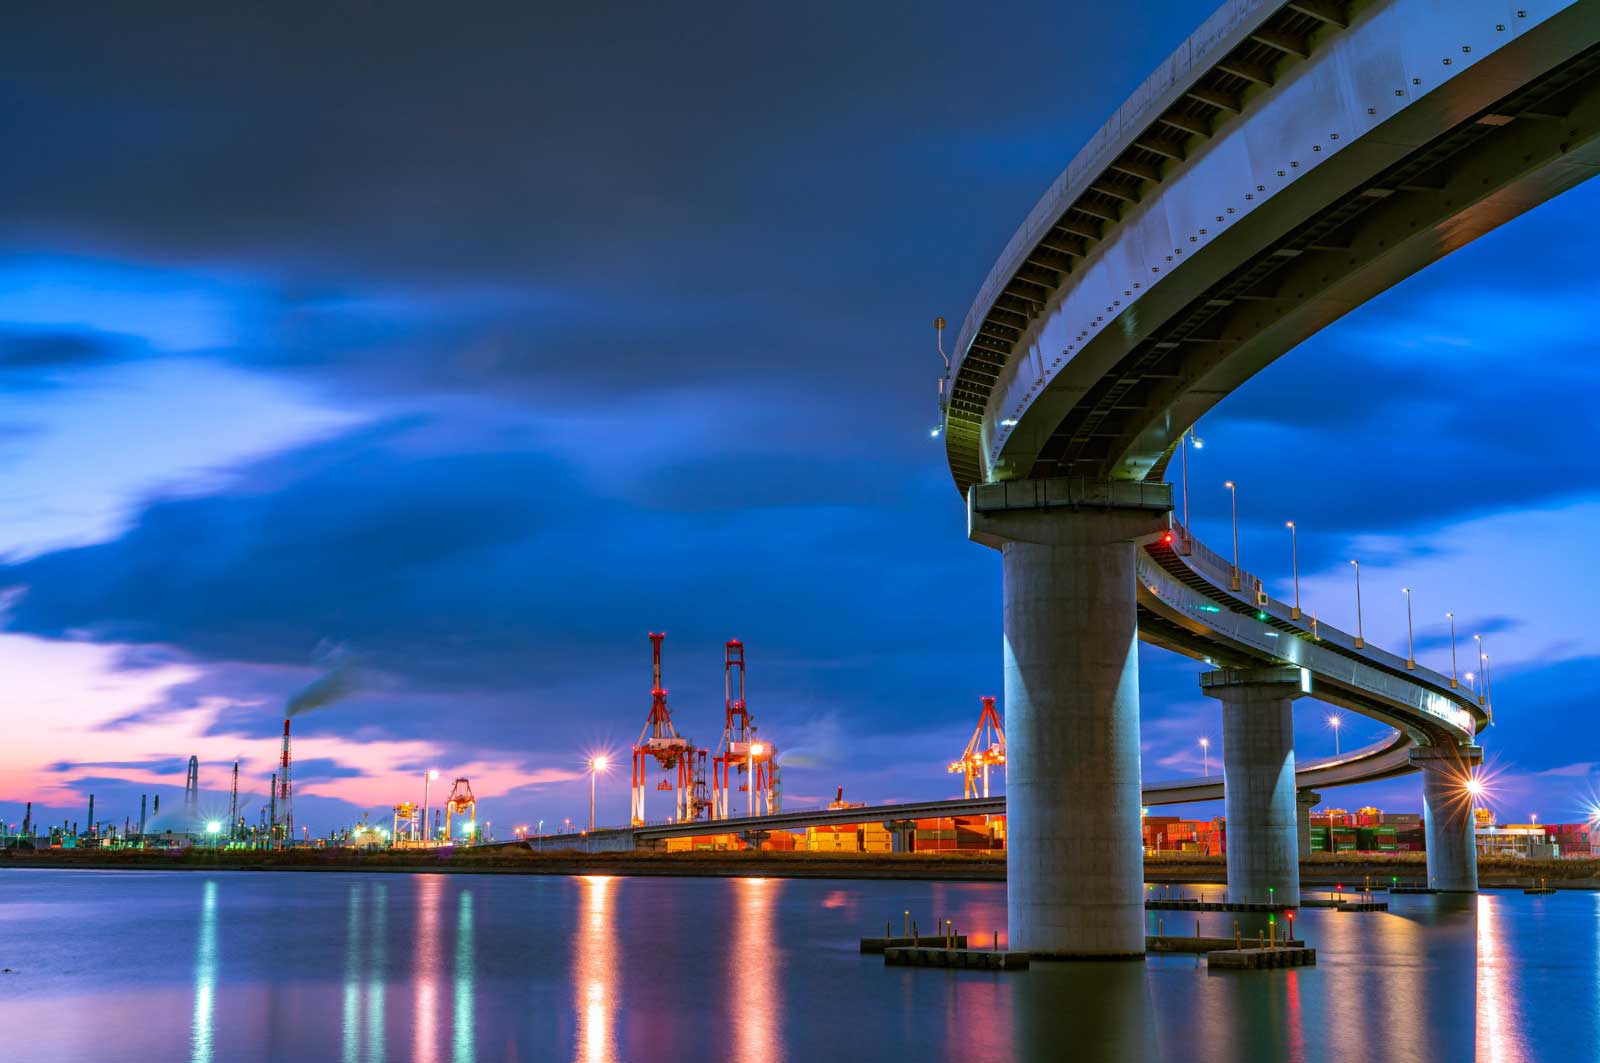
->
(2, 2), (1596, 836)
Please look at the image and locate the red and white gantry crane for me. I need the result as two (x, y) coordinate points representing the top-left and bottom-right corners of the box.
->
(948, 695), (1006, 799)
(712, 639), (779, 819)
(631, 633), (707, 826)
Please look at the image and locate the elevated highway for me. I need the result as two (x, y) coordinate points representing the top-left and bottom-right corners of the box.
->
(938, 0), (1591, 955)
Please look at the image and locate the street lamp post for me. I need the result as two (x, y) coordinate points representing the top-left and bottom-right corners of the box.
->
(1483, 654), (1493, 711)
(1474, 634), (1485, 706)
(422, 769), (439, 844)
(1350, 560), (1364, 648)
(589, 755), (609, 831)
(1402, 588), (1416, 670)
(1199, 736), (1210, 777)
(1286, 521), (1301, 619)
(1180, 429), (1203, 530)
(1224, 481), (1240, 591)
(1328, 714), (1342, 756)
(1447, 612), (1459, 688)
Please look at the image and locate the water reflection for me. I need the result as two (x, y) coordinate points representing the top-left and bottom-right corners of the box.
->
(730, 878), (782, 1063)
(415, 875), (445, 1063)
(1479, 893), (1526, 1063)
(574, 875), (617, 1063)
(453, 890), (475, 1063)
(339, 883), (390, 1063)
(369, 884), (387, 1062)
(190, 879), (218, 1063)
(343, 883), (363, 1063)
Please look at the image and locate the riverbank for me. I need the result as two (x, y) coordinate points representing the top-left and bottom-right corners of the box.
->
(6, 846), (1600, 888)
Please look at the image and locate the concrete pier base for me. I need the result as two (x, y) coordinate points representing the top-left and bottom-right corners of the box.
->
(1201, 667), (1306, 906)
(1412, 746), (1482, 892)
(969, 479), (1170, 958)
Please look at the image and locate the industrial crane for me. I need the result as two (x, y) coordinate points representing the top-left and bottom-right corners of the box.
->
(444, 778), (478, 841)
(949, 695), (1006, 799)
(631, 633), (707, 825)
(712, 640), (779, 819)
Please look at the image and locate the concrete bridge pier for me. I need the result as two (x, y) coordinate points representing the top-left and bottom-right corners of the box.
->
(1201, 667), (1306, 906)
(1412, 746), (1482, 892)
(969, 479), (1170, 958)
(1296, 789), (1321, 861)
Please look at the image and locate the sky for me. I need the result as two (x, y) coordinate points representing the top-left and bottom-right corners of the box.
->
(2, 2), (1596, 838)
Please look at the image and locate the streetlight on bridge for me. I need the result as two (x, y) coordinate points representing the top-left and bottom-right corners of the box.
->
(1198, 736), (1210, 777)
(1180, 428), (1203, 530)
(1349, 560), (1364, 648)
(1328, 713), (1342, 757)
(1447, 612), (1459, 688)
(1223, 481), (1240, 591)
(1285, 521), (1301, 619)
(1402, 588), (1416, 670)
(1474, 634), (1486, 706)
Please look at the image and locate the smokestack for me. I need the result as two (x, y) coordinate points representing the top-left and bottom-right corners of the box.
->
(87, 794), (95, 836)
(269, 772), (278, 844)
(278, 720), (293, 849)
(22, 801), (31, 837)
(139, 795), (147, 836)
(153, 793), (160, 816)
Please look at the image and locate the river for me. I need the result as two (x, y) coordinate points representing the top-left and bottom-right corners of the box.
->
(0, 869), (1588, 1061)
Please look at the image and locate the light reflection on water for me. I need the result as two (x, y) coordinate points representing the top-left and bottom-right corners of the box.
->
(3, 871), (1598, 1061)
(190, 879), (218, 1063)
(731, 878), (780, 1063)
(453, 889), (474, 1063)
(574, 875), (616, 1063)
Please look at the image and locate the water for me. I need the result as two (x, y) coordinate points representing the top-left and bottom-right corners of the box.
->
(0, 869), (1589, 1062)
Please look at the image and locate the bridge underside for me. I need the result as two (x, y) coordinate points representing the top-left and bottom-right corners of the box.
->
(947, 2), (1600, 490)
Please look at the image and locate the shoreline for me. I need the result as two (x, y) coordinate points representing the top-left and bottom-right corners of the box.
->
(5, 848), (1598, 889)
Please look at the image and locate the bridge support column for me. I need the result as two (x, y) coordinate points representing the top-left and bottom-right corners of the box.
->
(1296, 789), (1321, 861)
(969, 479), (1170, 958)
(883, 819), (915, 853)
(1412, 746), (1482, 892)
(1200, 667), (1306, 906)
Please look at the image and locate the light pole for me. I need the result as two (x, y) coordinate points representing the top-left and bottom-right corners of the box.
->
(1464, 670), (1476, 697)
(1286, 521), (1301, 619)
(748, 742), (766, 817)
(1180, 429), (1203, 530)
(422, 769), (439, 844)
(589, 755), (609, 831)
(1224, 481), (1240, 590)
(1447, 612), (1459, 688)
(1402, 588), (1415, 670)
(1199, 736), (1210, 777)
(1349, 560), (1364, 648)
(1483, 654), (1493, 710)
(1328, 713), (1342, 756)
(1474, 634), (1485, 706)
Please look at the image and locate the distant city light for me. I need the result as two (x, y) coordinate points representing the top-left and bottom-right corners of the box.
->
(205, 821), (221, 835)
